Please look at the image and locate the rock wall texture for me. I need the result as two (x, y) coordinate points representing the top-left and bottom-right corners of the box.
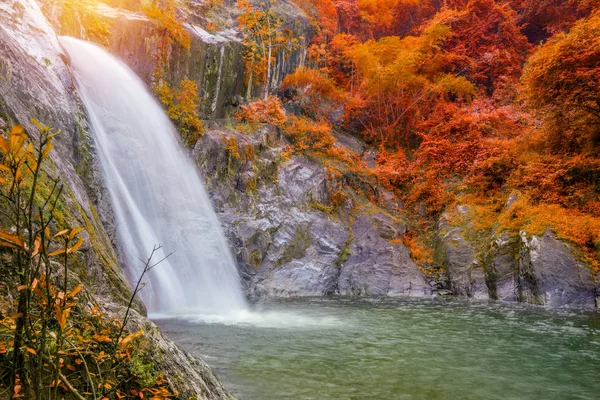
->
(195, 126), (435, 299)
(195, 125), (598, 308)
(41, 0), (308, 118)
(435, 206), (597, 308)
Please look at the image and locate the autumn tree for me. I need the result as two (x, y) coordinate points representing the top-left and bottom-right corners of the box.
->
(237, 0), (298, 99)
(521, 10), (600, 153)
(357, 0), (441, 38)
(282, 67), (346, 121)
(344, 21), (475, 146)
(506, 0), (600, 43)
(434, 0), (531, 95)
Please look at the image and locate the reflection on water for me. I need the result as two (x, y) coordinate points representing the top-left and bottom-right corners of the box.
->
(155, 297), (600, 400)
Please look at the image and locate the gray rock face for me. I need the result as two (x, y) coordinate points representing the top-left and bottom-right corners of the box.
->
(437, 207), (597, 308)
(487, 233), (519, 302)
(519, 231), (596, 307)
(436, 213), (488, 299)
(338, 214), (431, 297)
(195, 128), (597, 308)
(195, 127), (349, 296)
(194, 128), (431, 299)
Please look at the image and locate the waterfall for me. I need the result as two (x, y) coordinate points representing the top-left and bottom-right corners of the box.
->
(59, 37), (247, 314)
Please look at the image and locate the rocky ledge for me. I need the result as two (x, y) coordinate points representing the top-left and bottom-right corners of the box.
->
(195, 125), (598, 308)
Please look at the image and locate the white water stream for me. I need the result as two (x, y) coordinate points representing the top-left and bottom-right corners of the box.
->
(59, 37), (247, 314)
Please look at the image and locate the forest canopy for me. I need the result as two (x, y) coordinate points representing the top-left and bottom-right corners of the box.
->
(265, 0), (600, 270)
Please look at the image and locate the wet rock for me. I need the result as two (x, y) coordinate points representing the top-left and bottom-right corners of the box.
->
(194, 129), (432, 298)
(486, 232), (519, 302)
(337, 214), (431, 297)
(519, 230), (596, 308)
(435, 212), (488, 299)
(437, 206), (597, 308)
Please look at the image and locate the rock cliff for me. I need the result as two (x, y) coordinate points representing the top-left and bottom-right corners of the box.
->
(195, 125), (598, 308)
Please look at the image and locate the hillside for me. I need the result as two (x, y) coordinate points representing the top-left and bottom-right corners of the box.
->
(0, 0), (599, 398)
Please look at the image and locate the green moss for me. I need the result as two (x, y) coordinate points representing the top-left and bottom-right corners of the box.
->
(130, 352), (158, 388)
(74, 121), (95, 186)
(249, 249), (262, 270)
(335, 234), (353, 266)
(309, 200), (333, 215)
(276, 226), (311, 267)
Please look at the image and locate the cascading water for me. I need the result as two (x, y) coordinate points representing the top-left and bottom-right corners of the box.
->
(58, 37), (247, 314)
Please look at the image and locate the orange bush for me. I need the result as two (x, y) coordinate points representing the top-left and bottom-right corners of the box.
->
(236, 96), (288, 127)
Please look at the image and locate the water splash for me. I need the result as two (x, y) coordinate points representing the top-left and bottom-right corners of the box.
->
(59, 37), (247, 313)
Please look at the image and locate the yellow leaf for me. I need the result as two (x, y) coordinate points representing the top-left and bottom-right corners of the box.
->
(10, 130), (26, 153)
(119, 329), (144, 348)
(56, 306), (71, 330)
(48, 249), (66, 257)
(69, 227), (84, 240)
(68, 285), (82, 298)
(32, 236), (41, 257)
(53, 229), (69, 239)
(42, 142), (53, 158)
(67, 237), (83, 254)
(0, 232), (25, 249)
(0, 176), (7, 185)
(31, 118), (44, 131)
(0, 137), (8, 153)
(26, 348), (36, 355)
(11, 125), (24, 135)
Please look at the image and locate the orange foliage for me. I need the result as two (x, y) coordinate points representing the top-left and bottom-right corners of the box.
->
(282, 67), (346, 120)
(143, 0), (191, 51)
(435, 0), (531, 94)
(284, 0), (600, 267)
(236, 97), (340, 159)
(236, 96), (288, 127)
(283, 116), (336, 154)
(156, 78), (204, 146)
(402, 230), (434, 264)
(506, 0), (600, 43)
(521, 10), (600, 154)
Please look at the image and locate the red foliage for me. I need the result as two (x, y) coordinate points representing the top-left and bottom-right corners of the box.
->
(283, 0), (600, 262)
(506, 0), (600, 43)
(435, 0), (531, 94)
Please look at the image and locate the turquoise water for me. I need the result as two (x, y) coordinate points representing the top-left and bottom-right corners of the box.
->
(154, 298), (600, 400)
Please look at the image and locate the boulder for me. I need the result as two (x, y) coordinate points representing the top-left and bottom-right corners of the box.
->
(519, 230), (596, 308)
(435, 212), (488, 299)
(338, 214), (431, 297)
